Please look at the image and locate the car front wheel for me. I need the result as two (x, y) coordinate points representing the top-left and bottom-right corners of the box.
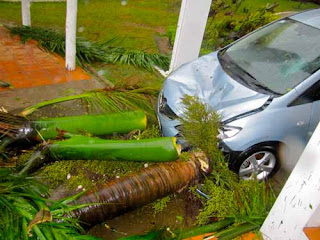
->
(231, 145), (280, 180)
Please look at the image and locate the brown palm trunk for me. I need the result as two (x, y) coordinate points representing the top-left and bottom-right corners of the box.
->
(72, 155), (207, 226)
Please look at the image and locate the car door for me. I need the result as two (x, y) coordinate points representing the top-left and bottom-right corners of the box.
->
(277, 85), (316, 172)
(288, 81), (320, 145)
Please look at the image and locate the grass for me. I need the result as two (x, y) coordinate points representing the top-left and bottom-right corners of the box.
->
(240, 0), (317, 12)
(0, 0), (180, 52)
(0, 0), (317, 86)
(0, 0), (317, 53)
(95, 63), (164, 85)
(0, 0), (180, 87)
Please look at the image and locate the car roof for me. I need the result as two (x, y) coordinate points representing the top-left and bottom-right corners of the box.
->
(290, 8), (320, 29)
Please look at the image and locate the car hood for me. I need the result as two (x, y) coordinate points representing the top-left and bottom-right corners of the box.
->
(163, 52), (271, 122)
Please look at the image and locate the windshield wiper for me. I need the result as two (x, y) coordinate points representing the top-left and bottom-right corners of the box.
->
(251, 81), (280, 96)
(240, 69), (281, 95)
(218, 50), (281, 96)
(218, 52), (251, 86)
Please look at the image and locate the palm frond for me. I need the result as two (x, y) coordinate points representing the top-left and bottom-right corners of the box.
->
(21, 86), (160, 119)
(8, 26), (170, 71)
(0, 169), (101, 240)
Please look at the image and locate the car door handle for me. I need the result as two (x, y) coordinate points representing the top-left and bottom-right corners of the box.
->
(297, 121), (305, 126)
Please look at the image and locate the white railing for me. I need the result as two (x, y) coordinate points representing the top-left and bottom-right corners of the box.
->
(20, 0), (77, 71)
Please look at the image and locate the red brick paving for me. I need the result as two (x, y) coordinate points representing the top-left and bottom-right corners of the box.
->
(0, 26), (91, 91)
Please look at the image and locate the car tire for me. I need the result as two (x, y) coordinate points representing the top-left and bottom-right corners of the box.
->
(230, 144), (280, 180)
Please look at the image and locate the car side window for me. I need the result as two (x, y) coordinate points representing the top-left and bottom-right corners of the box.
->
(289, 81), (320, 106)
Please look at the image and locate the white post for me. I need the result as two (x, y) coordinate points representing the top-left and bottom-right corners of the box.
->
(65, 0), (78, 71)
(169, 0), (212, 73)
(21, 0), (31, 26)
(261, 121), (320, 239)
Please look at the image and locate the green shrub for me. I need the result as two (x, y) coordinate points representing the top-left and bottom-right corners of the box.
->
(181, 96), (276, 226)
(203, 2), (278, 51)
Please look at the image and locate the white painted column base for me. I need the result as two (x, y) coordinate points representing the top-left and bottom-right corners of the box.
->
(21, 0), (31, 26)
(65, 0), (78, 71)
(169, 0), (212, 73)
(261, 121), (320, 239)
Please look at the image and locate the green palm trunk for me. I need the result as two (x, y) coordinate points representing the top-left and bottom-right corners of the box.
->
(32, 110), (147, 140)
(20, 136), (181, 174)
(49, 135), (180, 162)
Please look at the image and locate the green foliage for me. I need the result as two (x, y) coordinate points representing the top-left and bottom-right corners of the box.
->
(181, 96), (276, 226)
(0, 0), (180, 51)
(196, 180), (235, 225)
(234, 180), (276, 223)
(167, 25), (177, 47)
(152, 195), (171, 216)
(180, 96), (221, 162)
(180, 96), (236, 184)
(203, 2), (278, 51)
(84, 86), (160, 119)
(0, 0), (316, 52)
(196, 178), (275, 225)
(22, 85), (160, 120)
(139, 125), (161, 139)
(0, 168), (100, 240)
(8, 26), (170, 71)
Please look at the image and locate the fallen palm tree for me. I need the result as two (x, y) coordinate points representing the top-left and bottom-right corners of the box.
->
(70, 153), (209, 226)
(0, 110), (148, 156)
(20, 135), (181, 174)
(32, 110), (147, 140)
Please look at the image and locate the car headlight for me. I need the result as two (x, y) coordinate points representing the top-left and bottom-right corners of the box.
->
(158, 91), (178, 120)
(218, 126), (242, 140)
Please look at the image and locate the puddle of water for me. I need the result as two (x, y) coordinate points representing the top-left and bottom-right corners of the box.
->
(88, 193), (198, 240)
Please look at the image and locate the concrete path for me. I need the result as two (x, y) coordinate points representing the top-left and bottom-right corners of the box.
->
(0, 26), (104, 112)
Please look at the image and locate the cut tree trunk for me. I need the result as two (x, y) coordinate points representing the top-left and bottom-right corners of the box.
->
(20, 136), (181, 174)
(32, 110), (147, 140)
(71, 154), (207, 226)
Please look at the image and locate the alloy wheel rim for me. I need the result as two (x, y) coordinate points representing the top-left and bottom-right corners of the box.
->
(239, 151), (276, 180)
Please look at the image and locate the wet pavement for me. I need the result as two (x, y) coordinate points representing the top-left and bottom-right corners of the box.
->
(89, 195), (190, 240)
(0, 26), (104, 112)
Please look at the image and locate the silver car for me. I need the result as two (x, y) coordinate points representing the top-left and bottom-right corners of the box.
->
(157, 9), (320, 180)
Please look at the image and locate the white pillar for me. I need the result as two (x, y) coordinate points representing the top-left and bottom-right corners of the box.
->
(21, 0), (31, 26)
(261, 121), (320, 239)
(169, 0), (212, 73)
(65, 0), (78, 71)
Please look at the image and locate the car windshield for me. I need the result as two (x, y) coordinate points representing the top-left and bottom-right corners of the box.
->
(219, 18), (320, 95)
